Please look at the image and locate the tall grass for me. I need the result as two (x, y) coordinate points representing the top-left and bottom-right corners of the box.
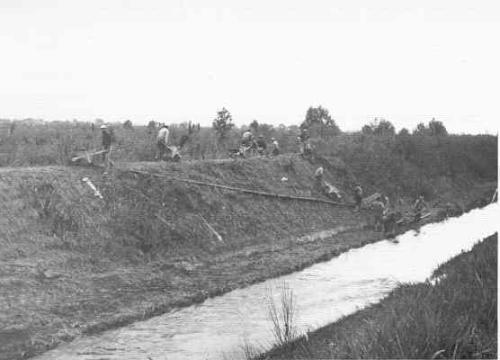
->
(0, 120), (302, 165)
(266, 282), (298, 347)
(262, 234), (497, 359)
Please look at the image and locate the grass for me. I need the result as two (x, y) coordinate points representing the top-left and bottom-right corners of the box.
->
(262, 233), (498, 359)
(267, 282), (298, 347)
(0, 120), (302, 165)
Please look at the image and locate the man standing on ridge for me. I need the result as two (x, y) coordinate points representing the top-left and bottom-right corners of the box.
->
(298, 128), (309, 155)
(354, 185), (363, 212)
(256, 135), (267, 155)
(157, 124), (169, 160)
(100, 124), (114, 171)
(241, 129), (253, 147)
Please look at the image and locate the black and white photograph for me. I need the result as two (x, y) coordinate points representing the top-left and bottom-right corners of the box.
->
(0, 1), (498, 359)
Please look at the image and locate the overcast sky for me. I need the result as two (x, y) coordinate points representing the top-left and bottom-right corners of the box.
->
(0, 0), (498, 133)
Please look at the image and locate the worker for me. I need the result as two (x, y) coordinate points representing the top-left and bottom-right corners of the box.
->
(413, 194), (427, 222)
(354, 185), (363, 212)
(100, 124), (113, 170)
(371, 197), (385, 231)
(298, 128), (310, 155)
(157, 124), (170, 160)
(314, 166), (324, 180)
(256, 135), (267, 155)
(314, 166), (324, 191)
(271, 137), (280, 156)
(314, 166), (324, 177)
(383, 195), (390, 209)
(299, 128), (309, 143)
(241, 130), (253, 147)
(382, 210), (399, 236)
(324, 181), (342, 201)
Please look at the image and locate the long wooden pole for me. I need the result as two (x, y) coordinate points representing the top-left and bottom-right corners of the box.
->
(125, 169), (351, 207)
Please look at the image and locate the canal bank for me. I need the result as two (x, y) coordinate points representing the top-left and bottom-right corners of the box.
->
(1, 171), (496, 360)
(261, 232), (497, 360)
(32, 202), (498, 359)
(0, 141), (497, 359)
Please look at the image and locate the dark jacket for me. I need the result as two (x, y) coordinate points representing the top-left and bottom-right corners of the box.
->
(102, 130), (112, 148)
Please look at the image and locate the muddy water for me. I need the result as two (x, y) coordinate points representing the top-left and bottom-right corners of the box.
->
(36, 204), (498, 360)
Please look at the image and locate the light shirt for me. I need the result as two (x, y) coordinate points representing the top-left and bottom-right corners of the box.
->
(242, 131), (252, 140)
(158, 127), (169, 144)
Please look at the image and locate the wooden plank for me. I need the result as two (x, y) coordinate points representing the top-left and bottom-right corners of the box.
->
(125, 169), (352, 207)
(71, 150), (107, 163)
(198, 215), (224, 243)
(420, 212), (432, 221)
(362, 192), (381, 205)
(397, 212), (432, 225)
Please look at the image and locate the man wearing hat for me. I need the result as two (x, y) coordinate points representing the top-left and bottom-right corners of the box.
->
(156, 123), (170, 160)
(100, 124), (114, 170)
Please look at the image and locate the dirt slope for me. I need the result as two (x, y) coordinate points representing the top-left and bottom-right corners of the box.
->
(0, 154), (496, 359)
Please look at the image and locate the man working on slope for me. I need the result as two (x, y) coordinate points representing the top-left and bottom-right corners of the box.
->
(371, 196), (386, 231)
(314, 166), (324, 191)
(354, 185), (363, 212)
(413, 194), (427, 222)
(298, 128), (310, 155)
(270, 137), (280, 156)
(156, 124), (170, 160)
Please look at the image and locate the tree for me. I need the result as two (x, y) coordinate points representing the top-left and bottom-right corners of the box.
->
(373, 119), (395, 135)
(147, 120), (157, 134)
(302, 106), (341, 137)
(362, 124), (373, 135)
(413, 122), (429, 136)
(123, 119), (133, 129)
(249, 120), (259, 133)
(428, 118), (448, 136)
(398, 128), (410, 136)
(212, 107), (234, 140)
(362, 118), (395, 136)
(186, 121), (200, 134)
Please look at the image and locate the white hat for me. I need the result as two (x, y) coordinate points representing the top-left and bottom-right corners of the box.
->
(100, 125), (107, 129)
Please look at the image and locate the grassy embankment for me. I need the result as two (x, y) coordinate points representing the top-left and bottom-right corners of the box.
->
(0, 134), (496, 359)
(262, 233), (498, 359)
